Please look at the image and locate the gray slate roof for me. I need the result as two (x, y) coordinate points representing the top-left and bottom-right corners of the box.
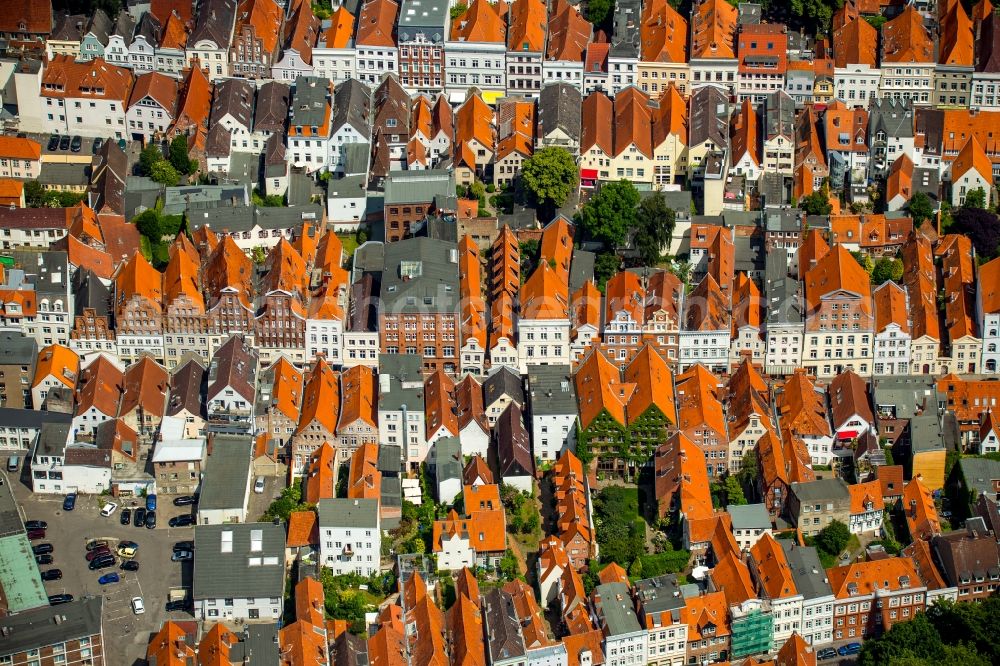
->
(193, 523), (284, 600)
(380, 236), (460, 314)
(332, 79), (372, 137)
(318, 498), (379, 528)
(537, 83), (582, 144)
(689, 87), (729, 148)
(190, 0), (237, 49)
(0, 331), (36, 367)
(789, 477), (850, 503)
(0, 597), (103, 658)
(526, 365), (577, 416)
(727, 503), (771, 530)
(593, 581), (643, 635)
(483, 366), (524, 408)
(290, 76), (331, 130)
(781, 541), (834, 600)
(197, 435), (252, 511)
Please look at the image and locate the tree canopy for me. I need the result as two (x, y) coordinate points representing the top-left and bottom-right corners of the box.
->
(520, 147), (578, 214)
(169, 135), (196, 175)
(150, 161), (180, 187)
(633, 192), (676, 266)
(800, 189), (833, 216)
(963, 187), (987, 210)
(871, 257), (903, 285)
(577, 180), (640, 249)
(950, 207), (1000, 259)
(814, 519), (850, 558)
(905, 192), (935, 224)
(584, 0), (613, 31)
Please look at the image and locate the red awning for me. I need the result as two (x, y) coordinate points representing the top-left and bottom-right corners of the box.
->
(838, 430), (858, 440)
(580, 169), (598, 179)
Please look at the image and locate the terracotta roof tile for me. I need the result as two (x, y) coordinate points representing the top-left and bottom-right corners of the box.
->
(624, 345), (676, 424)
(939, 0), (974, 66)
(712, 550), (756, 606)
(286, 510), (318, 547)
(778, 369), (832, 439)
(546, 0), (591, 61)
(570, 280), (601, 338)
(114, 252), (163, 316)
(882, 6), (934, 63)
(751, 533), (798, 600)
(803, 245), (872, 316)
(952, 135), (992, 181)
(675, 364), (727, 442)
(886, 153), (913, 204)
(580, 92), (613, 155)
(848, 480), (884, 514)
(495, 98), (535, 162)
(641, 0), (688, 63)
(455, 94), (495, 159)
(163, 245), (205, 313)
(520, 262), (569, 319)
(322, 7), (354, 48)
(356, 0), (398, 48)
(828, 369), (874, 432)
(902, 477), (941, 539)
(447, 594), (485, 666)
(690, 0), (738, 59)
(614, 87), (653, 159)
(873, 281), (909, 334)
(42, 55), (134, 103)
(338, 365), (377, 431)
(425, 369), (458, 439)
(451, 0), (507, 43)
(304, 442), (336, 504)
(731, 99), (760, 167)
(683, 590), (730, 641)
(826, 557), (922, 599)
(0, 136), (41, 161)
(146, 621), (196, 665)
(980, 256), (1000, 315)
(347, 443), (381, 501)
(507, 0), (546, 53)
(296, 358), (340, 436)
(574, 347), (626, 429)
(32, 344), (80, 391)
(562, 630), (604, 666)
(833, 18), (877, 68)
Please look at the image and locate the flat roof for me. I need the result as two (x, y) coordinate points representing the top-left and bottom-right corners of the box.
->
(197, 436), (251, 511)
(317, 498), (379, 529)
(0, 596), (102, 656)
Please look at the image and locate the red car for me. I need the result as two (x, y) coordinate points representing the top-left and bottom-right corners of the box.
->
(85, 547), (111, 561)
(27, 528), (46, 540)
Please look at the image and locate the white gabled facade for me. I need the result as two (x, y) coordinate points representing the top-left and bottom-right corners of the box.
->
(317, 498), (381, 576)
(517, 318), (571, 374)
(834, 65), (880, 108)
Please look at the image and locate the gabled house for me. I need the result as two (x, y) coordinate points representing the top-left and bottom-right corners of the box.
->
(187, 0), (239, 81)
(206, 334), (258, 435)
(118, 356), (169, 439)
(229, 0), (283, 79)
(292, 357), (340, 474)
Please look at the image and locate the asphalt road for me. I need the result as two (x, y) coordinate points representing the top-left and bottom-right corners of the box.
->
(13, 483), (198, 666)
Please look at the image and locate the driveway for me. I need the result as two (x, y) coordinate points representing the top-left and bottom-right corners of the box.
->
(13, 484), (195, 666)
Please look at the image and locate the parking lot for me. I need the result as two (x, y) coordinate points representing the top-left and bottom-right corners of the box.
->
(12, 481), (198, 666)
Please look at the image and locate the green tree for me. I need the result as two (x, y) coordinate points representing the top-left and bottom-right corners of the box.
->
(577, 179), (640, 249)
(906, 191), (935, 224)
(169, 135), (193, 175)
(871, 256), (904, 284)
(723, 475), (747, 506)
(963, 187), (987, 210)
(634, 191), (676, 266)
(814, 520), (850, 557)
(735, 452), (759, 500)
(800, 189), (833, 216)
(133, 209), (164, 241)
(449, 3), (467, 20)
(851, 250), (875, 274)
(520, 147), (578, 216)
(262, 482), (309, 522)
(150, 160), (180, 187)
(594, 252), (621, 292)
(251, 246), (267, 264)
(584, 0), (613, 31)
(24, 181), (45, 207)
(139, 143), (162, 177)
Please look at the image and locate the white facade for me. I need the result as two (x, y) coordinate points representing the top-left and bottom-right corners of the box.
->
(129, 34), (157, 73)
(644, 623), (687, 666)
(971, 72), (1000, 110)
(356, 45), (398, 87)
(104, 34), (131, 68)
(517, 320), (571, 373)
(532, 413), (576, 461)
(196, 596), (282, 623)
(313, 48), (356, 85)
(445, 41), (506, 98)
(848, 504), (883, 536)
(378, 407), (427, 464)
(126, 95), (174, 142)
(436, 531), (476, 571)
(879, 63), (934, 105)
(343, 331), (380, 369)
(72, 405), (115, 439)
(981, 309), (1000, 374)
(458, 421), (489, 459)
(874, 324), (911, 375)
(607, 56), (638, 95)
(542, 60), (584, 91)
(601, 628), (648, 666)
(306, 318), (344, 367)
(42, 95), (127, 139)
(678, 330), (730, 373)
(800, 595), (835, 646)
(271, 49), (314, 83)
(187, 43), (230, 80)
(800, 431), (834, 467)
(318, 499), (381, 576)
(689, 59), (738, 97)
(116, 334), (166, 365)
(834, 65), (880, 107)
(765, 324), (804, 374)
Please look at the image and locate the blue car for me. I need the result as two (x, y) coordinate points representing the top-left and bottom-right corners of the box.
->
(146, 494), (157, 511)
(98, 572), (120, 585)
(838, 642), (862, 656)
(62, 493), (76, 511)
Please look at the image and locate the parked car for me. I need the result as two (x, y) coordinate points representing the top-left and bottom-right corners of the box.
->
(173, 540), (193, 552)
(88, 555), (115, 570)
(169, 514), (195, 528)
(6, 454), (17, 472)
(85, 540), (108, 552)
(98, 572), (120, 585)
(173, 495), (197, 506)
(32, 543), (53, 555)
(117, 545), (137, 558)
(40, 569), (62, 581)
(146, 494), (157, 511)
(100, 502), (118, 517)
(92, 137), (104, 153)
(24, 520), (47, 530)
(120, 559), (139, 572)
(171, 550), (193, 562)
(118, 540), (138, 551)
(27, 528), (46, 540)
(117, 138), (126, 151)
(145, 510), (156, 529)
(133, 507), (146, 526)
(35, 554), (53, 565)
(817, 648), (838, 661)
(49, 594), (73, 605)
(838, 643), (862, 656)
(47, 135), (59, 151)
(86, 547), (111, 561)
(254, 476), (265, 494)
(120, 508), (131, 525)
(62, 493), (76, 511)
(131, 596), (145, 614)
(58, 135), (70, 150)
(70, 135), (82, 152)
(165, 599), (190, 612)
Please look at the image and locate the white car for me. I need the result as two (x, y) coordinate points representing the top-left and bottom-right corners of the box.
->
(131, 596), (145, 614)
(254, 476), (265, 494)
(100, 502), (118, 517)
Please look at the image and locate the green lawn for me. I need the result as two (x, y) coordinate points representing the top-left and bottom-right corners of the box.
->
(338, 233), (360, 261)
